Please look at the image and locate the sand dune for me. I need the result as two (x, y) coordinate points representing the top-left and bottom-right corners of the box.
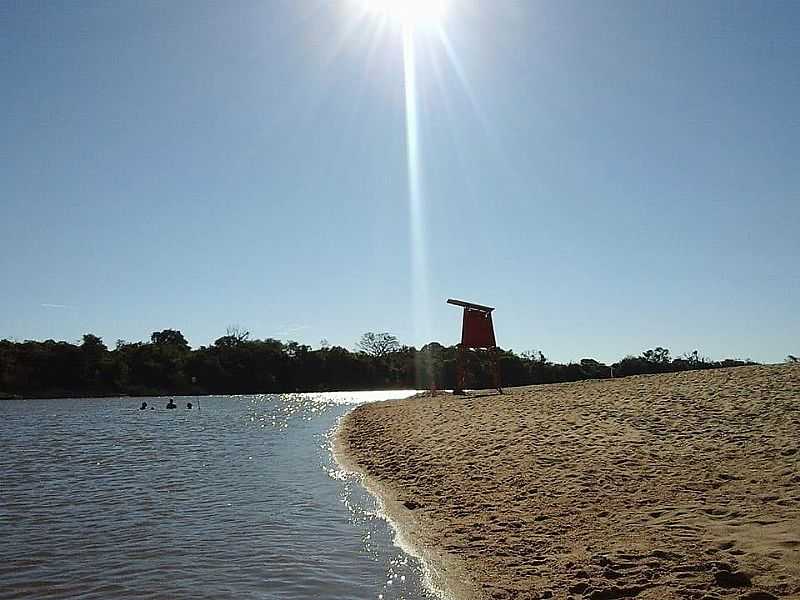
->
(337, 364), (800, 599)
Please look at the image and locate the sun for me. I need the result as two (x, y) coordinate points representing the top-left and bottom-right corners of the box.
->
(356, 0), (449, 28)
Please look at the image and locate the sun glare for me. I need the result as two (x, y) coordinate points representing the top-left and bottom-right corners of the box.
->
(357, 0), (449, 27)
(348, 0), (456, 346)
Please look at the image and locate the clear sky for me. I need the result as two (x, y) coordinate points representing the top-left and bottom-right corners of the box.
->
(1, 1), (798, 364)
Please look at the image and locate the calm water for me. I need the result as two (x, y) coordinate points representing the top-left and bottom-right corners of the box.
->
(0, 392), (436, 600)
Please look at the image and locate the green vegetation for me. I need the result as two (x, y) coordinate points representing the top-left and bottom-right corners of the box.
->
(0, 330), (756, 399)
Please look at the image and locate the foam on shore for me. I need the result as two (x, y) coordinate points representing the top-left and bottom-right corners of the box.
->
(332, 414), (462, 600)
(335, 364), (800, 600)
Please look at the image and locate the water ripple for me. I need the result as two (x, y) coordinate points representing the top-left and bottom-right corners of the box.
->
(0, 392), (432, 600)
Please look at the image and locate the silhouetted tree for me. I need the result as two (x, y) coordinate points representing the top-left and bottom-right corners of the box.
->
(579, 358), (611, 379)
(150, 329), (189, 351)
(0, 332), (761, 399)
(81, 334), (107, 355)
(357, 332), (400, 358)
(213, 326), (250, 349)
(642, 347), (671, 365)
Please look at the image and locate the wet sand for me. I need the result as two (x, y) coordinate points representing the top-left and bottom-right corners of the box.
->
(337, 364), (800, 600)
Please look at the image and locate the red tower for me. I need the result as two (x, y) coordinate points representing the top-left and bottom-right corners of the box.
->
(447, 298), (502, 394)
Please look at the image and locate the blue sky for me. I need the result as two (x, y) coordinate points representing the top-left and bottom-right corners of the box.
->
(1, 1), (798, 363)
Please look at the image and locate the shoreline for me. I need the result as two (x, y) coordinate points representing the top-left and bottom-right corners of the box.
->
(332, 411), (475, 600)
(335, 364), (800, 600)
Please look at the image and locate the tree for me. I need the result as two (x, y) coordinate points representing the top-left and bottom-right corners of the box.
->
(214, 326), (250, 349)
(642, 347), (671, 365)
(357, 332), (400, 358)
(684, 350), (701, 365)
(579, 358), (610, 379)
(284, 340), (310, 359)
(522, 350), (547, 364)
(0, 329), (763, 398)
(150, 329), (189, 351)
(81, 334), (107, 354)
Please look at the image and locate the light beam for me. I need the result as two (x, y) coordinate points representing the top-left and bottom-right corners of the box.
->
(402, 26), (432, 344)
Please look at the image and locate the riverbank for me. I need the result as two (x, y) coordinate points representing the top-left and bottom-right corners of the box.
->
(336, 364), (800, 600)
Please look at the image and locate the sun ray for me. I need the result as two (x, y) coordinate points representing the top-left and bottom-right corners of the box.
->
(402, 25), (433, 344)
(357, 0), (449, 28)
(345, 0), (454, 346)
(425, 30), (478, 195)
(436, 26), (495, 154)
(437, 25), (523, 195)
(293, 6), (374, 135)
(343, 15), (389, 139)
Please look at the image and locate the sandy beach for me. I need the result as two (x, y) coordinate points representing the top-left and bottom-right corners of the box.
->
(337, 364), (800, 600)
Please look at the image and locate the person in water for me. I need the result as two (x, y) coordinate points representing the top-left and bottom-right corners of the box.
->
(140, 401), (148, 410)
(186, 402), (193, 409)
(166, 398), (177, 409)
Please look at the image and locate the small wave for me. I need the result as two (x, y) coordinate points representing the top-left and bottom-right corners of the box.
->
(328, 413), (453, 600)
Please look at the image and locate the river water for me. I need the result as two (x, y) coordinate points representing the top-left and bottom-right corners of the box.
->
(0, 392), (435, 600)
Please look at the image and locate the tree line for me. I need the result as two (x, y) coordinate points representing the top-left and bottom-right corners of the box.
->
(0, 329), (758, 399)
